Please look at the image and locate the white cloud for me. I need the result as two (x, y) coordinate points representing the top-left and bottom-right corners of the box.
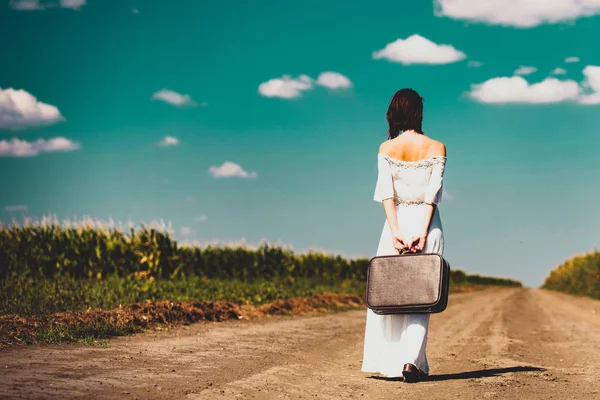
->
(372, 34), (466, 65)
(316, 72), (352, 89)
(0, 137), (80, 157)
(514, 66), (537, 75)
(434, 0), (600, 28)
(10, 0), (85, 10)
(467, 60), (483, 68)
(184, 196), (196, 202)
(258, 75), (313, 99)
(0, 88), (64, 130)
(9, 0), (42, 9)
(258, 72), (352, 99)
(469, 65), (600, 105)
(579, 65), (600, 104)
(151, 89), (197, 107)
(132, 8), (139, 14)
(60, 0), (85, 8)
(579, 93), (600, 104)
(180, 226), (194, 237)
(468, 76), (581, 104)
(565, 57), (581, 63)
(209, 161), (257, 178)
(4, 205), (28, 212)
(193, 215), (208, 223)
(158, 136), (179, 146)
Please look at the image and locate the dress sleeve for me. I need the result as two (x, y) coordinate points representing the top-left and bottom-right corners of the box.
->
(373, 154), (395, 202)
(424, 158), (446, 206)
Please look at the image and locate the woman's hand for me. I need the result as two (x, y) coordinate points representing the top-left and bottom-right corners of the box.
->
(391, 229), (410, 254)
(408, 233), (428, 253)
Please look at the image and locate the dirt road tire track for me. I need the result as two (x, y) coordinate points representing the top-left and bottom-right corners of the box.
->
(2, 287), (600, 399)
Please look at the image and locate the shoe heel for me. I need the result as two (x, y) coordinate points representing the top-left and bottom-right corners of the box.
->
(402, 363), (419, 383)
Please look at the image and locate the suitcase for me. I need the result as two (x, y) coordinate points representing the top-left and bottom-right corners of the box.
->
(365, 252), (450, 314)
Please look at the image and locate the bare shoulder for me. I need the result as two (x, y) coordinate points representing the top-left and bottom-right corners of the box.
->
(427, 139), (446, 157)
(378, 140), (392, 154)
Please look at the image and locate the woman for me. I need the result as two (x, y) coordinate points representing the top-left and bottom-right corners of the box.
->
(361, 88), (447, 383)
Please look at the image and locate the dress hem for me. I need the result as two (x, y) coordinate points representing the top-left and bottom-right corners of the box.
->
(360, 368), (403, 378)
(361, 365), (429, 378)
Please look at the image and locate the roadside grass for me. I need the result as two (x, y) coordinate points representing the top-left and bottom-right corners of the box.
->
(2, 283), (498, 348)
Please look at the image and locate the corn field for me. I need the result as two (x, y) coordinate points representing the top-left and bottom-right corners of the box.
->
(0, 215), (522, 315)
(542, 249), (600, 299)
(0, 216), (367, 282)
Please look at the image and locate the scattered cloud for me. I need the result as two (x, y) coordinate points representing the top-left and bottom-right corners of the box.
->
(10, 0), (44, 9)
(194, 215), (208, 223)
(209, 161), (257, 178)
(565, 56), (580, 63)
(180, 226), (195, 237)
(60, 0), (85, 8)
(434, 0), (600, 28)
(469, 65), (600, 105)
(372, 34), (466, 65)
(258, 75), (313, 99)
(10, 0), (85, 10)
(0, 88), (64, 130)
(158, 136), (179, 146)
(468, 76), (581, 104)
(151, 89), (197, 107)
(579, 65), (600, 105)
(0, 137), (80, 157)
(467, 60), (483, 68)
(4, 205), (28, 212)
(258, 72), (351, 99)
(514, 66), (537, 76)
(132, 8), (139, 14)
(316, 72), (352, 89)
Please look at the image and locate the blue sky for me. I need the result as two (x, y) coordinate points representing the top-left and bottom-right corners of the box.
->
(1, 0), (600, 287)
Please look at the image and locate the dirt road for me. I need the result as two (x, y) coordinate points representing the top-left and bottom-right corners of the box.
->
(2, 287), (600, 399)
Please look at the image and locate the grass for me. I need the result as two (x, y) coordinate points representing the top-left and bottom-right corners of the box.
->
(0, 274), (365, 316)
(35, 321), (132, 347)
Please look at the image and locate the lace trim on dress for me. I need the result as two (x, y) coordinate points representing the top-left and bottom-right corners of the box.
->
(380, 154), (446, 169)
(394, 198), (429, 206)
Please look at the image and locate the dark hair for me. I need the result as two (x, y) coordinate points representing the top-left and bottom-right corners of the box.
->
(386, 88), (424, 139)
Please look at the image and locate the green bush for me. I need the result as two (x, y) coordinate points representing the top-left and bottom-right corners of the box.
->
(542, 249), (600, 299)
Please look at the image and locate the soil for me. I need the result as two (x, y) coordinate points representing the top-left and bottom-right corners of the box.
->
(1, 287), (600, 399)
(0, 294), (364, 348)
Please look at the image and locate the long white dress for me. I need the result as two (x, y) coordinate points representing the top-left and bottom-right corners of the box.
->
(361, 153), (446, 378)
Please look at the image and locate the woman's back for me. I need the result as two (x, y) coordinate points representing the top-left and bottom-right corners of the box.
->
(375, 130), (447, 209)
(378, 130), (446, 162)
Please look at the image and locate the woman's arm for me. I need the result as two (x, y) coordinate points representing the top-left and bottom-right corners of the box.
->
(410, 203), (436, 251)
(382, 198), (410, 253)
(374, 151), (409, 252)
(410, 143), (447, 252)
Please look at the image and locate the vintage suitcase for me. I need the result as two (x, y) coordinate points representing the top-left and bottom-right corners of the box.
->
(365, 252), (450, 314)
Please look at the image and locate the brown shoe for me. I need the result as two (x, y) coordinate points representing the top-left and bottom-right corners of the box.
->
(402, 363), (427, 383)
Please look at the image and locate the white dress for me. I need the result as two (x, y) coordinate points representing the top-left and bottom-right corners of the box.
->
(361, 153), (446, 378)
